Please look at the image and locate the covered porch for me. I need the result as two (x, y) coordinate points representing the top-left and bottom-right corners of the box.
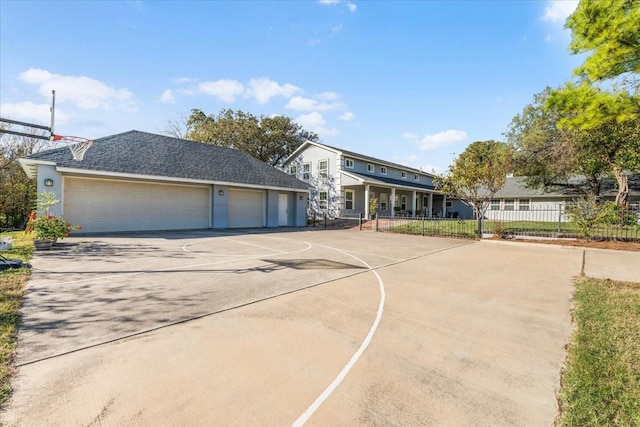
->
(338, 173), (449, 219)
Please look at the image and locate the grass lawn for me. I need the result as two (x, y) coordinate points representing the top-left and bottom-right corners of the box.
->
(558, 278), (640, 426)
(0, 232), (32, 408)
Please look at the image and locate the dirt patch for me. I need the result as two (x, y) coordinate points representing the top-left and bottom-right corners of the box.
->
(494, 237), (640, 252)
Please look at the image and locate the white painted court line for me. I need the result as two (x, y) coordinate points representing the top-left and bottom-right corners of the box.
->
(292, 244), (386, 427)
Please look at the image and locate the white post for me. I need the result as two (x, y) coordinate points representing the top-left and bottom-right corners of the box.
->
(364, 184), (370, 219)
(411, 191), (417, 217)
(443, 195), (447, 218)
(428, 193), (433, 218)
(391, 188), (396, 217)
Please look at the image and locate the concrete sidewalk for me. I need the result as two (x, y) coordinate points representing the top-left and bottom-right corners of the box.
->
(482, 239), (640, 283)
(583, 248), (640, 282)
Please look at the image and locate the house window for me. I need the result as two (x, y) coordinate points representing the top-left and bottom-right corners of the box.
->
(401, 171), (407, 179)
(319, 159), (328, 178)
(504, 199), (515, 211)
(319, 191), (328, 210)
(289, 165), (297, 175)
(518, 199), (530, 211)
(345, 158), (354, 169)
(367, 163), (374, 173)
(380, 166), (387, 175)
(490, 199), (501, 211)
(380, 193), (388, 211)
(446, 201), (452, 208)
(345, 190), (354, 210)
(302, 163), (310, 181)
(401, 195), (407, 210)
(414, 174), (419, 181)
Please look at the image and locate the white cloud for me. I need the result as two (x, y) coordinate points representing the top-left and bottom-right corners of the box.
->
(0, 101), (71, 125)
(541, 0), (578, 23)
(405, 129), (468, 150)
(19, 68), (137, 111)
(318, 0), (356, 12)
(285, 95), (343, 111)
(339, 112), (355, 121)
(198, 79), (245, 103)
(158, 89), (175, 104)
(296, 112), (339, 136)
(246, 77), (300, 104)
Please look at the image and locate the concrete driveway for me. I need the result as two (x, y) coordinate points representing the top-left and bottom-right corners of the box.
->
(3, 230), (594, 426)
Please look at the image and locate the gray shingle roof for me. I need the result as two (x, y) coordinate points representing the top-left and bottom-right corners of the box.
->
(25, 130), (311, 190)
(343, 171), (435, 191)
(288, 141), (435, 177)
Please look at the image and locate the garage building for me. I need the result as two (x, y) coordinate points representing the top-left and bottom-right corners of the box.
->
(19, 130), (310, 233)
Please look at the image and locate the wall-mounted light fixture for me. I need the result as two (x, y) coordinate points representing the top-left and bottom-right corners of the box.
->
(299, 195), (304, 200)
(218, 189), (225, 196)
(44, 178), (54, 187)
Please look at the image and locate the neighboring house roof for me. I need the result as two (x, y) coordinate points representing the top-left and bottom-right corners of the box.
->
(284, 140), (436, 178)
(494, 175), (640, 198)
(20, 130), (311, 191)
(341, 170), (435, 192)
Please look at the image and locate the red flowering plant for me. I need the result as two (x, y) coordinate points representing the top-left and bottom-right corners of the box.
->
(32, 216), (81, 240)
(28, 192), (81, 241)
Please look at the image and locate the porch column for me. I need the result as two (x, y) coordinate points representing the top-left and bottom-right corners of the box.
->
(442, 195), (447, 218)
(390, 188), (396, 217)
(364, 184), (370, 219)
(411, 191), (417, 217)
(428, 193), (433, 218)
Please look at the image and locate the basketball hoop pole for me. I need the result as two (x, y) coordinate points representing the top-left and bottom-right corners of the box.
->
(0, 90), (55, 141)
(50, 90), (56, 138)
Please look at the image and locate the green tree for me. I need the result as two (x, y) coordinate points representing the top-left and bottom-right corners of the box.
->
(435, 140), (513, 219)
(566, 0), (640, 83)
(548, 0), (640, 130)
(0, 126), (46, 229)
(174, 109), (318, 166)
(511, 89), (640, 205)
(508, 88), (607, 197)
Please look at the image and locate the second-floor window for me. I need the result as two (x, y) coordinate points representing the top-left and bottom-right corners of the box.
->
(345, 158), (354, 169)
(414, 174), (419, 181)
(367, 163), (374, 173)
(319, 159), (328, 178)
(289, 165), (297, 175)
(380, 166), (387, 175)
(302, 163), (310, 181)
(401, 171), (407, 179)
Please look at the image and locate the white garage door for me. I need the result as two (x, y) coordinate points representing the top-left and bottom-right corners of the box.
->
(228, 188), (265, 228)
(63, 177), (210, 233)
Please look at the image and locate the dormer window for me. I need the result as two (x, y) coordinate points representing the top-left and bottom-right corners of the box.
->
(345, 158), (354, 169)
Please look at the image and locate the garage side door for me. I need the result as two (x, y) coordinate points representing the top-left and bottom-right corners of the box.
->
(63, 177), (210, 233)
(228, 188), (265, 228)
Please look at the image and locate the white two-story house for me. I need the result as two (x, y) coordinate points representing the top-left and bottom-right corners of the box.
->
(283, 141), (471, 219)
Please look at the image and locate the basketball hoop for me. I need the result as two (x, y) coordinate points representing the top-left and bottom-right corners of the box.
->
(52, 135), (94, 161)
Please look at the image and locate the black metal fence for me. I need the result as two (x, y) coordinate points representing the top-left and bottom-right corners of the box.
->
(321, 208), (640, 242)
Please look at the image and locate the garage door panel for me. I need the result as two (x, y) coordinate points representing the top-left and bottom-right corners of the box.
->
(228, 189), (265, 228)
(63, 178), (210, 233)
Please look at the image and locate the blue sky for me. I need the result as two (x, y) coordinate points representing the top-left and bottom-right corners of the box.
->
(1, 0), (580, 173)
